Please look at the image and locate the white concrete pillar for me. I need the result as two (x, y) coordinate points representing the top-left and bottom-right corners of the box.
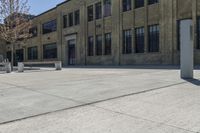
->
(18, 62), (24, 72)
(5, 62), (11, 73)
(180, 19), (194, 79)
(55, 61), (62, 70)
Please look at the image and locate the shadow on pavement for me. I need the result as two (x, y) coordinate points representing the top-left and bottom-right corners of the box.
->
(183, 78), (200, 86)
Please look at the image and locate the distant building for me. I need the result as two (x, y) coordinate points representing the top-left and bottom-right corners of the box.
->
(3, 0), (200, 66)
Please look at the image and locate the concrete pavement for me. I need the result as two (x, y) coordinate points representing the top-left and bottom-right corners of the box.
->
(0, 66), (200, 132)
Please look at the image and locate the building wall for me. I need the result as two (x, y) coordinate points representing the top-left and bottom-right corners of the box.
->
(5, 0), (200, 66)
(0, 39), (6, 61)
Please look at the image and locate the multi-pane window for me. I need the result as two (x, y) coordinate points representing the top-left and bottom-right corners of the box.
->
(28, 46), (38, 60)
(42, 20), (57, 34)
(88, 5), (94, 22)
(29, 26), (37, 37)
(123, 0), (132, 12)
(135, 27), (145, 53)
(104, 0), (111, 17)
(96, 35), (102, 56)
(43, 43), (57, 59)
(148, 0), (159, 5)
(63, 15), (68, 28)
(177, 21), (180, 50)
(95, 2), (102, 19)
(69, 12), (74, 27)
(104, 33), (112, 55)
(88, 36), (94, 56)
(123, 29), (132, 54)
(75, 10), (80, 25)
(197, 18), (200, 49)
(148, 25), (160, 52)
(135, 0), (144, 8)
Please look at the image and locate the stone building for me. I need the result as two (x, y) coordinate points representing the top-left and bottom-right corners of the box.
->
(0, 39), (5, 62)
(4, 0), (200, 66)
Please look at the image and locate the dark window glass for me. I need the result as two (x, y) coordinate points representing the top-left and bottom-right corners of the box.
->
(75, 10), (80, 25)
(177, 20), (180, 51)
(63, 15), (68, 28)
(95, 2), (102, 19)
(69, 12), (74, 27)
(148, 25), (160, 52)
(135, 27), (145, 53)
(43, 43), (57, 59)
(15, 49), (24, 62)
(123, 29), (132, 54)
(105, 33), (112, 55)
(88, 36), (94, 56)
(28, 46), (38, 60)
(88, 5), (94, 22)
(104, 0), (111, 17)
(29, 26), (37, 37)
(42, 20), (57, 34)
(96, 35), (102, 56)
(135, 0), (144, 8)
(197, 18), (200, 49)
(148, 0), (159, 5)
(123, 0), (132, 12)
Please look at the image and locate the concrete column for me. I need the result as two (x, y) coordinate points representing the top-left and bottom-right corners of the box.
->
(55, 61), (62, 70)
(18, 62), (24, 72)
(5, 62), (11, 73)
(180, 19), (194, 79)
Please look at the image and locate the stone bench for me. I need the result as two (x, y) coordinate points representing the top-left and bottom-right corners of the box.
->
(18, 61), (62, 72)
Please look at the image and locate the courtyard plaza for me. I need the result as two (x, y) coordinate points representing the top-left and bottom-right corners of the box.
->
(0, 66), (200, 133)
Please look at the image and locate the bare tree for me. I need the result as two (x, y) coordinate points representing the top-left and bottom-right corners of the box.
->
(0, 0), (32, 70)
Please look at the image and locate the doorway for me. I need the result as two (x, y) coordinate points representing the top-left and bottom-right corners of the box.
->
(68, 39), (76, 65)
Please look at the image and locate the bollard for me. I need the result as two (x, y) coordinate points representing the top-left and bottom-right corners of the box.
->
(5, 62), (11, 73)
(18, 62), (24, 72)
(55, 61), (62, 70)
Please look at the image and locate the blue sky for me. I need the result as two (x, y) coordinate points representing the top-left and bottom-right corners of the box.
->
(28, 0), (64, 15)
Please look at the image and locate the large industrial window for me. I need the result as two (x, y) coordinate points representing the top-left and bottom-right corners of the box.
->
(148, 25), (159, 52)
(177, 20), (180, 50)
(95, 2), (102, 19)
(96, 35), (102, 56)
(88, 5), (94, 22)
(104, 0), (111, 17)
(135, 27), (145, 53)
(29, 26), (37, 37)
(197, 18), (200, 49)
(135, 0), (144, 8)
(63, 15), (68, 28)
(148, 0), (159, 5)
(88, 36), (94, 56)
(69, 12), (74, 27)
(28, 46), (38, 60)
(123, 0), (132, 12)
(43, 43), (57, 59)
(42, 20), (57, 34)
(75, 10), (80, 25)
(104, 33), (112, 55)
(123, 29), (132, 54)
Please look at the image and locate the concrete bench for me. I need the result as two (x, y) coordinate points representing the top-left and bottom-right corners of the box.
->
(18, 61), (62, 72)
(0, 62), (11, 73)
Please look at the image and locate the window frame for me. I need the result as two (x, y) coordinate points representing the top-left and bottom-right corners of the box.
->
(43, 43), (57, 59)
(123, 29), (132, 54)
(135, 27), (145, 53)
(42, 19), (57, 34)
(148, 24), (160, 53)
